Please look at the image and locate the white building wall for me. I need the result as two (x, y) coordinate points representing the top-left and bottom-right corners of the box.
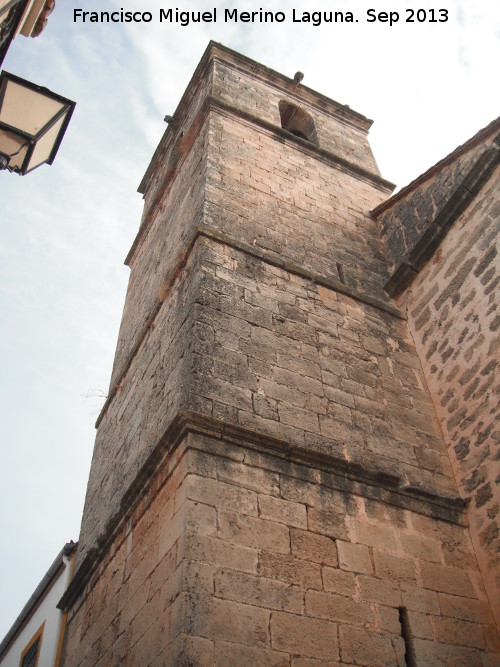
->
(0, 554), (73, 667)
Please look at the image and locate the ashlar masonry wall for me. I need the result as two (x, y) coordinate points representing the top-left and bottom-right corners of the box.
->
(190, 236), (456, 497)
(62, 432), (499, 666)
(76, 42), (405, 569)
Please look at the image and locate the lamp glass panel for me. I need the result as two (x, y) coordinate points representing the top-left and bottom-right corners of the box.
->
(26, 112), (66, 171)
(0, 80), (65, 135)
(0, 127), (28, 170)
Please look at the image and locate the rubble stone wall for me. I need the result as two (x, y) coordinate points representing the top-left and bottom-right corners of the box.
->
(401, 163), (500, 629)
(377, 133), (499, 279)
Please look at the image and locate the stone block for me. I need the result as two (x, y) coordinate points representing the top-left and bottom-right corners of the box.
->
(413, 638), (483, 666)
(183, 532), (258, 573)
(291, 659), (342, 667)
(378, 604), (401, 634)
(282, 475), (350, 512)
(373, 550), (417, 584)
(401, 588), (440, 615)
(186, 593), (271, 648)
(186, 474), (258, 516)
(270, 612), (339, 660)
(433, 617), (486, 649)
(352, 519), (398, 551)
(182, 449), (214, 486)
(358, 574), (402, 606)
(420, 561), (477, 597)
(406, 610), (434, 639)
(305, 590), (373, 625)
(319, 416), (364, 445)
(307, 507), (350, 540)
(278, 403), (321, 434)
(438, 593), (493, 624)
(215, 640), (290, 667)
(218, 511), (290, 553)
(339, 625), (400, 667)
(214, 568), (303, 613)
(258, 494), (307, 528)
(158, 502), (185, 562)
(258, 552), (322, 589)
(185, 500), (217, 536)
(337, 541), (373, 575)
(400, 532), (442, 562)
(322, 567), (356, 597)
(182, 559), (214, 595)
(290, 529), (338, 566)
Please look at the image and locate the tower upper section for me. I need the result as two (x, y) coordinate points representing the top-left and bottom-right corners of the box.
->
(139, 42), (383, 203)
(112, 43), (395, 393)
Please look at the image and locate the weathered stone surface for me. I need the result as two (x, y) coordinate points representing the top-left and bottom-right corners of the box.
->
(391, 152), (500, 629)
(60, 44), (500, 667)
(336, 541), (373, 575)
(339, 625), (402, 667)
(215, 640), (290, 667)
(290, 528), (338, 566)
(305, 590), (373, 625)
(270, 612), (339, 660)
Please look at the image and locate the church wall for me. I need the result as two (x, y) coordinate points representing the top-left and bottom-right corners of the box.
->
(401, 163), (500, 630)
(62, 438), (190, 667)
(109, 122), (209, 390)
(76, 239), (197, 567)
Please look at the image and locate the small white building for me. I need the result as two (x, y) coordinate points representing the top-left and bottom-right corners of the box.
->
(0, 542), (76, 667)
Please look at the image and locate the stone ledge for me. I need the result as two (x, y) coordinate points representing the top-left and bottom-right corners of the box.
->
(210, 97), (395, 191)
(60, 410), (467, 614)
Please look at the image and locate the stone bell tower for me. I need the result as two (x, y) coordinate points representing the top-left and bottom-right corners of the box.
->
(60, 43), (499, 665)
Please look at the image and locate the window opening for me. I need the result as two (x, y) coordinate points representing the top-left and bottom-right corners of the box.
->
(279, 101), (318, 145)
(19, 623), (44, 667)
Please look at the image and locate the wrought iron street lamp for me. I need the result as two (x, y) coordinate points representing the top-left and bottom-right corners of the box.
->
(0, 70), (75, 174)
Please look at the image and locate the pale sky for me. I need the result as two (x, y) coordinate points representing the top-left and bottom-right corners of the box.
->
(0, 0), (498, 641)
